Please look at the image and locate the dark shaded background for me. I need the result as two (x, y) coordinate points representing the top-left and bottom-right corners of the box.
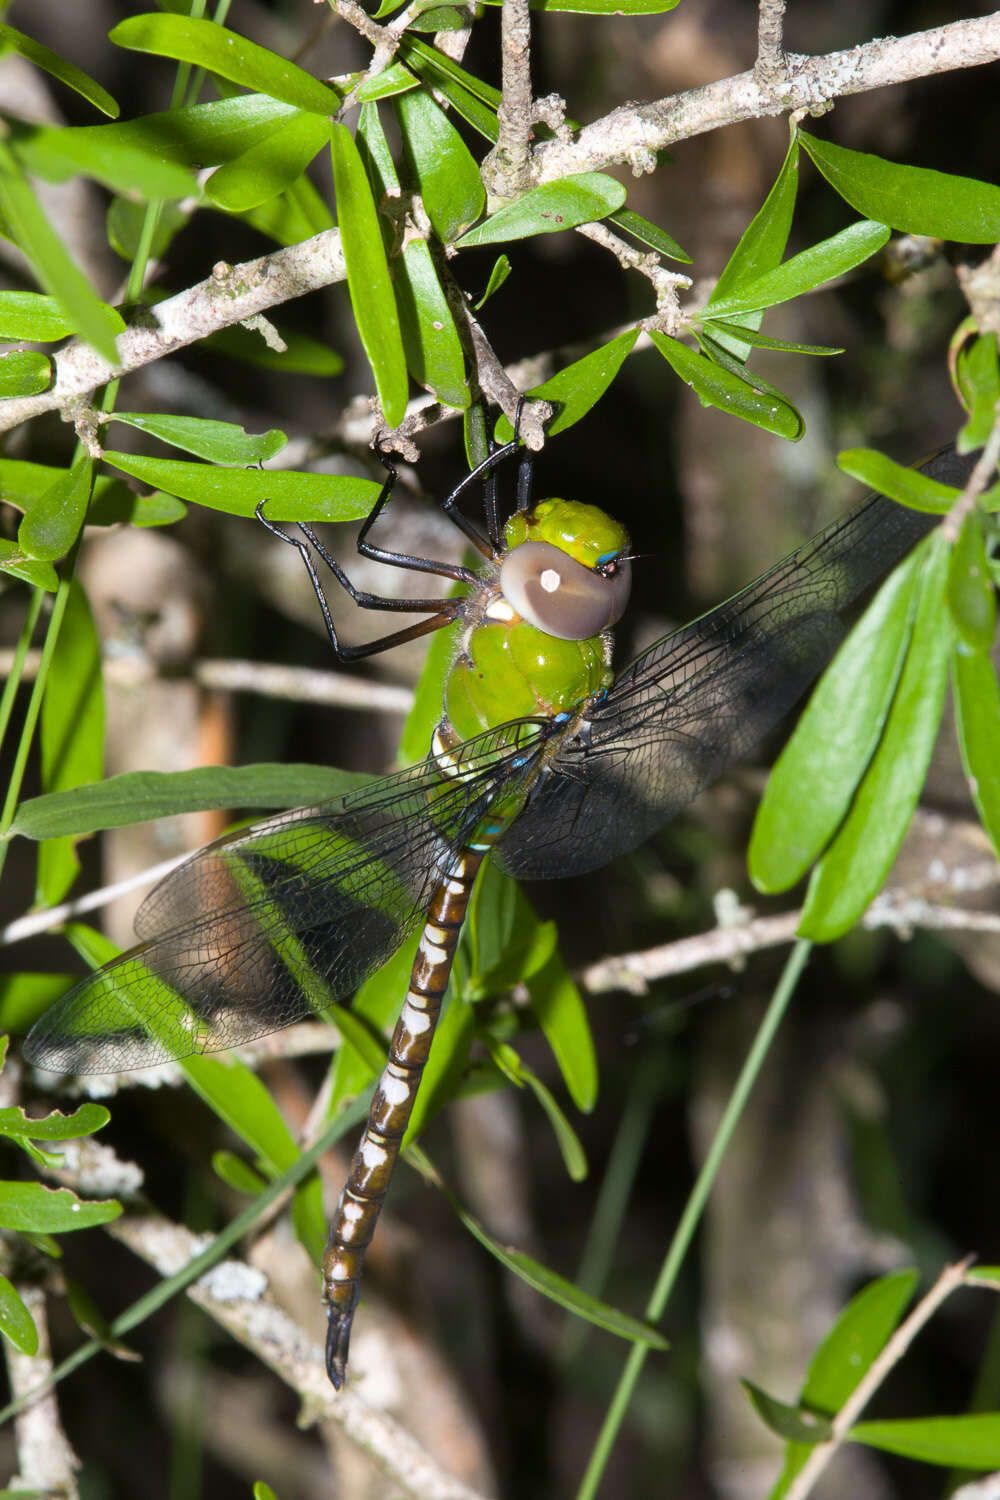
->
(2, 2), (999, 1497)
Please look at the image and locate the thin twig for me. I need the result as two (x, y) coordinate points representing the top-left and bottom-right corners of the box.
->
(783, 1258), (975, 1500)
(3, 1287), (81, 1499)
(574, 221), (691, 320)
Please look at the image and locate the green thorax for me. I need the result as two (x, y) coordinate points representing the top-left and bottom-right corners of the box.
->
(442, 497), (629, 745)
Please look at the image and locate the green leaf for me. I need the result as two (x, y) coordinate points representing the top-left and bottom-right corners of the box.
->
(455, 173), (627, 248)
(837, 448), (962, 513)
(851, 1413), (1000, 1466)
(109, 414), (287, 466)
(1, 460), (175, 533)
(710, 134), (799, 305)
(253, 1483), (279, 1500)
(769, 1269), (919, 1494)
(183, 1055), (300, 1171)
(0, 1102), (109, 1146)
(473, 254), (512, 309)
(0, 972), (74, 1034)
(496, 328), (639, 440)
(11, 122), (199, 202)
(38, 578), (104, 906)
(201, 323), (344, 376)
(101, 451), (379, 520)
(608, 208), (691, 262)
(696, 331), (805, 436)
(10, 764), (371, 840)
(700, 322), (843, 357)
(527, 949), (597, 1112)
(742, 1381), (832, 1444)
(650, 331), (803, 440)
(702, 220), (891, 323)
(395, 88), (485, 241)
(0, 1181), (121, 1232)
(749, 550), (924, 893)
(957, 334), (1000, 451)
(800, 131), (1000, 243)
(354, 61), (420, 103)
(409, 1145), (669, 1348)
(0, 139), (123, 364)
(0, 290), (74, 341)
(0, 540), (59, 592)
(947, 512), (997, 651)
(329, 122), (409, 427)
(205, 111), (332, 212)
(0, 350), (50, 396)
(397, 239), (470, 408)
(109, 15), (341, 115)
(0, 1275), (39, 1355)
(0, 23), (119, 118)
(953, 646), (1000, 860)
(399, 38), (500, 143)
(800, 535), (954, 940)
(18, 453), (92, 562)
(61, 94), (303, 175)
(802, 1270), (918, 1412)
(212, 1150), (268, 1195)
(488, 1041), (588, 1181)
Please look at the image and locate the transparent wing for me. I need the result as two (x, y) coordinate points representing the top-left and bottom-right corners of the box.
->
(25, 724), (545, 1073)
(497, 449), (976, 880)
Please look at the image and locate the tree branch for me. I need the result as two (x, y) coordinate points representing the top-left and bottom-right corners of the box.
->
(533, 14), (1000, 181)
(0, 231), (346, 434)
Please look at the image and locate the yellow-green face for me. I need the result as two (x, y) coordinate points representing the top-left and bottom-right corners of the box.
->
(442, 496), (630, 743)
(503, 498), (629, 569)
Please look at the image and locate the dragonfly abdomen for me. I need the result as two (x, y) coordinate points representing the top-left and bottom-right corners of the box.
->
(322, 842), (487, 1387)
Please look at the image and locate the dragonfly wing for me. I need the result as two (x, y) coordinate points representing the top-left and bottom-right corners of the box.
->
(26, 728), (540, 1074)
(497, 450), (976, 880)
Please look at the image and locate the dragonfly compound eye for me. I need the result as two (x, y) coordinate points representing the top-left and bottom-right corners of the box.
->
(500, 540), (632, 640)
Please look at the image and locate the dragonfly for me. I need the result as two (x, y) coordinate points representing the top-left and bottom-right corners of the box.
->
(24, 421), (975, 1388)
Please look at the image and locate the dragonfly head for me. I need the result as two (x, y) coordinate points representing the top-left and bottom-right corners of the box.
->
(499, 498), (632, 641)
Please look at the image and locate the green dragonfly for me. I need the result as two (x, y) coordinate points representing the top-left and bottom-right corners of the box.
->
(24, 424), (975, 1387)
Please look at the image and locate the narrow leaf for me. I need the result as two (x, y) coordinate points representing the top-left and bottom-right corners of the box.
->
(800, 536), (953, 940)
(38, 577), (104, 906)
(701, 322), (843, 356)
(183, 1055), (299, 1171)
(947, 513), (997, 652)
(953, 647), (1000, 859)
(474, 254), (512, 309)
(0, 1181), (121, 1232)
(0, 1103), (109, 1144)
(109, 15), (341, 115)
(527, 949), (597, 1113)
(10, 764), (371, 840)
(743, 1381), (832, 1444)
(213, 1150), (268, 1195)
(0, 23), (119, 118)
(101, 451), (379, 520)
(329, 122), (409, 426)
(396, 238), (470, 408)
(837, 448), (962, 513)
(395, 88), (485, 241)
(800, 131), (1000, 243)
(650, 332), (803, 440)
(608, 208), (691, 262)
(496, 328), (639, 440)
(18, 453), (92, 562)
(749, 550), (923, 892)
(110, 415), (287, 466)
(13, 124), (199, 201)
(801, 1270), (919, 1412)
(0, 139), (123, 364)
(0, 350), (50, 396)
(851, 1413), (1000, 1466)
(0, 1277), (39, 1355)
(702, 220), (891, 322)
(0, 290), (74, 341)
(455, 173), (626, 248)
(205, 112), (332, 212)
(710, 134), (799, 306)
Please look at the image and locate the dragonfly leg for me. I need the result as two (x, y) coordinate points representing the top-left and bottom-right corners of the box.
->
(322, 848), (485, 1387)
(256, 502), (468, 662)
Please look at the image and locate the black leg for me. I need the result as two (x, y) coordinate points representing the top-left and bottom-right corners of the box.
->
(256, 504), (464, 663)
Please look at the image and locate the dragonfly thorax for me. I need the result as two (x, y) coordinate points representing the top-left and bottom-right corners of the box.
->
(441, 498), (630, 744)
